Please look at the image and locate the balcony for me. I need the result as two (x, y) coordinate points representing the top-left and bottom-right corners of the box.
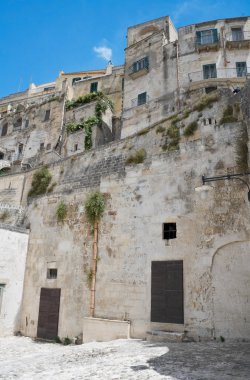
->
(195, 30), (220, 52)
(188, 67), (250, 90)
(225, 31), (250, 49)
(0, 160), (11, 171)
(128, 57), (149, 79)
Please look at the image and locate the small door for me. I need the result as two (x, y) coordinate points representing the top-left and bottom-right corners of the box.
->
(37, 288), (61, 340)
(151, 261), (184, 324)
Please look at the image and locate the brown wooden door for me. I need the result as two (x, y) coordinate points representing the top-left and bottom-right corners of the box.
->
(151, 261), (184, 324)
(37, 288), (61, 339)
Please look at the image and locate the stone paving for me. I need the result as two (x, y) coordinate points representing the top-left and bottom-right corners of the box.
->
(0, 337), (249, 379)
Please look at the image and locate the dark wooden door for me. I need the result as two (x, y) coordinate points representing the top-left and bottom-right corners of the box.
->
(37, 288), (61, 339)
(151, 261), (184, 324)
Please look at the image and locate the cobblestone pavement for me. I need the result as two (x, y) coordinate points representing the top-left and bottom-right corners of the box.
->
(0, 337), (249, 379)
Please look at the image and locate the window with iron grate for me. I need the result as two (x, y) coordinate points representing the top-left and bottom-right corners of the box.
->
(163, 223), (176, 240)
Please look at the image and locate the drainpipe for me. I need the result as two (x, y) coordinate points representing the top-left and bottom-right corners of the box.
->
(90, 221), (98, 317)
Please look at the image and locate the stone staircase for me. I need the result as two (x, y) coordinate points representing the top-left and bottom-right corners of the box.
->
(146, 330), (187, 343)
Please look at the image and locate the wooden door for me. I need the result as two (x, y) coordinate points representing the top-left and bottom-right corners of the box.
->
(151, 261), (184, 324)
(37, 288), (61, 339)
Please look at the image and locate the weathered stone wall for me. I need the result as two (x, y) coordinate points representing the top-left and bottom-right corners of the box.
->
(16, 88), (250, 341)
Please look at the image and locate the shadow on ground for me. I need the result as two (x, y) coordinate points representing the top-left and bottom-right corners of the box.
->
(143, 341), (250, 380)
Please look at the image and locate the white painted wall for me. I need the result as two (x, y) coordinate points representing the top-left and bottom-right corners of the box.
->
(0, 227), (29, 336)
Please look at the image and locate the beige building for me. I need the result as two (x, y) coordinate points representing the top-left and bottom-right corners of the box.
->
(0, 15), (249, 343)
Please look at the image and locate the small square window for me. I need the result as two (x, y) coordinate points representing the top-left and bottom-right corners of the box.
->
(163, 223), (176, 240)
(137, 92), (147, 106)
(40, 143), (45, 150)
(47, 269), (57, 279)
(46, 143), (51, 150)
(90, 82), (98, 93)
(44, 110), (50, 121)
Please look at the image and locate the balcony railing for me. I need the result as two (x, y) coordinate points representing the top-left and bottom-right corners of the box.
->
(188, 67), (250, 83)
(131, 95), (150, 108)
(225, 31), (250, 42)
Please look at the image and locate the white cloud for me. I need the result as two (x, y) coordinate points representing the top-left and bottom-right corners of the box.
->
(93, 46), (112, 61)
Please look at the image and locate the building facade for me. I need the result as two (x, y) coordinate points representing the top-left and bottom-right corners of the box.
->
(0, 16), (250, 341)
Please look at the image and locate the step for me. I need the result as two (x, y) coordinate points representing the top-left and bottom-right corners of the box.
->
(146, 330), (185, 343)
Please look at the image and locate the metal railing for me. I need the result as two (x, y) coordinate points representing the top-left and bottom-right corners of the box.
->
(195, 35), (219, 46)
(131, 94), (150, 108)
(225, 31), (250, 42)
(188, 67), (250, 83)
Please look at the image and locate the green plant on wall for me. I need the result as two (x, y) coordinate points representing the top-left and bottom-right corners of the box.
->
(162, 123), (180, 151)
(183, 121), (198, 137)
(56, 201), (67, 222)
(84, 191), (105, 317)
(235, 123), (249, 172)
(85, 191), (105, 225)
(220, 105), (238, 125)
(65, 93), (114, 151)
(126, 148), (146, 165)
(28, 166), (52, 197)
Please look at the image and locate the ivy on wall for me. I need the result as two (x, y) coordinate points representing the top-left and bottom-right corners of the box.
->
(65, 92), (114, 151)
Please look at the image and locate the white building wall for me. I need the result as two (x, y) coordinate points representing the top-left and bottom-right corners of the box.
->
(0, 227), (29, 336)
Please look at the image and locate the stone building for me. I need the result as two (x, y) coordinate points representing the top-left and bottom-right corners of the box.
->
(0, 15), (250, 342)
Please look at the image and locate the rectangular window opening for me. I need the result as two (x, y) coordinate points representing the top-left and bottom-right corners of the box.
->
(44, 110), (50, 121)
(137, 92), (147, 106)
(1, 123), (8, 136)
(196, 29), (218, 45)
(90, 82), (98, 93)
(74, 144), (78, 151)
(163, 223), (176, 240)
(131, 57), (149, 73)
(47, 269), (57, 279)
(236, 62), (247, 77)
(203, 64), (217, 79)
(40, 143), (45, 150)
(231, 27), (243, 41)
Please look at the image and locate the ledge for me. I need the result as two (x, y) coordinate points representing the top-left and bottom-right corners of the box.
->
(83, 317), (131, 343)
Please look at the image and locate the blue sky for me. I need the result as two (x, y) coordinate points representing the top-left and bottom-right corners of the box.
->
(0, 0), (250, 97)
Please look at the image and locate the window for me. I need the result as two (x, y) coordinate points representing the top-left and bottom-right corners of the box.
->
(0, 152), (4, 159)
(25, 119), (29, 128)
(40, 143), (45, 150)
(46, 143), (51, 150)
(72, 77), (81, 85)
(231, 27), (243, 41)
(236, 62), (247, 77)
(0, 284), (5, 313)
(163, 223), (176, 240)
(18, 143), (24, 155)
(74, 144), (78, 151)
(137, 92), (147, 106)
(131, 57), (149, 74)
(1, 123), (8, 136)
(90, 82), (98, 93)
(203, 64), (217, 79)
(47, 269), (57, 279)
(44, 110), (50, 121)
(196, 29), (218, 45)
